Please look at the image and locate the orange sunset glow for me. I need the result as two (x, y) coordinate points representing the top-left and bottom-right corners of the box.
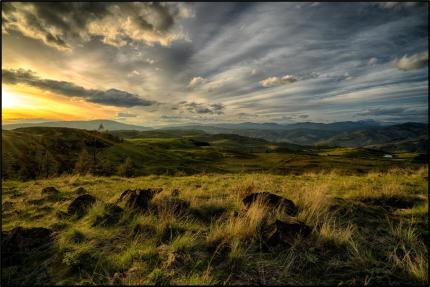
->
(2, 84), (119, 123)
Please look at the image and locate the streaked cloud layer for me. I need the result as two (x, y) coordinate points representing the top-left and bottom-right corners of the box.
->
(2, 2), (428, 125)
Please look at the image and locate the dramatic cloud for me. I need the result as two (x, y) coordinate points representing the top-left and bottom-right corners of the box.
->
(259, 75), (298, 87)
(2, 69), (156, 107)
(188, 76), (208, 88)
(394, 52), (428, 71)
(178, 101), (225, 114)
(117, 112), (138, 117)
(2, 2), (191, 50)
(2, 3), (428, 125)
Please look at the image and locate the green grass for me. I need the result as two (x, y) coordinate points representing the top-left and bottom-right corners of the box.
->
(2, 168), (428, 285)
(3, 127), (425, 180)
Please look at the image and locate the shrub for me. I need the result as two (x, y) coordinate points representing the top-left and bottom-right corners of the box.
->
(117, 157), (135, 177)
(74, 149), (93, 175)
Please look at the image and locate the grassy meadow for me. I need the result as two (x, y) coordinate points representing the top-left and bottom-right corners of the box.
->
(2, 127), (425, 180)
(2, 168), (428, 285)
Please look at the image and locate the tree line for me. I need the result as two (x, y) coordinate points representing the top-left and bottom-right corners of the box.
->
(2, 130), (136, 180)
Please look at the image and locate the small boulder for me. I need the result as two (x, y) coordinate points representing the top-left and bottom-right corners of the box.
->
(263, 218), (311, 248)
(74, 187), (88, 195)
(67, 194), (96, 217)
(92, 203), (123, 227)
(118, 188), (162, 211)
(2, 226), (53, 266)
(41, 186), (59, 196)
(242, 192), (298, 216)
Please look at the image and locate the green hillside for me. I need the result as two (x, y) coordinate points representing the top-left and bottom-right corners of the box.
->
(2, 127), (425, 179)
(2, 127), (426, 180)
(2, 119), (150, 131)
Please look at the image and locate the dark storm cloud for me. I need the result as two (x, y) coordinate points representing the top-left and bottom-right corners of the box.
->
(2, 69), (156, 107)
(117, 112), (138, 118)
(2, 2), (189, 50)
(178, 101), (225, 114)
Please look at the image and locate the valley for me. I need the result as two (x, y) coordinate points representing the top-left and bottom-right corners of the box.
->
(2, 125), (427, 180)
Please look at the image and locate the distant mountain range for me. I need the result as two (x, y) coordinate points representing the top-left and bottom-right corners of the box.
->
(162, 121), (428, 151)
(2, 119), (428, 152)
(164, 119), (385, 131)
(2, 120), (151, 131)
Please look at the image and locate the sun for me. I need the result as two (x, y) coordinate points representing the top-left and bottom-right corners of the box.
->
(1, 89), (26, 108)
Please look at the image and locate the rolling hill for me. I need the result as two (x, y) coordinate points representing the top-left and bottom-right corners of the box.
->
(2, 120), (151, 131)
(163, 122), (428, 150)
(2, 127), (425, 180)
(4, 120), (427, 153)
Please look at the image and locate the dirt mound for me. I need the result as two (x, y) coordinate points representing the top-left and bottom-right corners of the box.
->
(241, 192), (310, 249)
(2, 226), (53, 266)
(67, 194), (96, 217)
(118, 188), (162, 211)
(243, 192), (298, 216)
(262, 218), (312, 248)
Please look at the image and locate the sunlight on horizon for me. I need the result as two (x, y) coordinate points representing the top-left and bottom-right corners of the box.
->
(2, 88), (30, 109)
(1, 85), (118, 122)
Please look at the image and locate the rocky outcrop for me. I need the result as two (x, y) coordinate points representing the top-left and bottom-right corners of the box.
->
(262, 218), (312, 248)
(242, 192), (298, 216)
(67, 194), (96, 217)
(242, 192), (311, 249)
(118, 188), (162, 211)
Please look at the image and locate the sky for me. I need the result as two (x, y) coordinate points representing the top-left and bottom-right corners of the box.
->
(1, 2), (428, 127)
